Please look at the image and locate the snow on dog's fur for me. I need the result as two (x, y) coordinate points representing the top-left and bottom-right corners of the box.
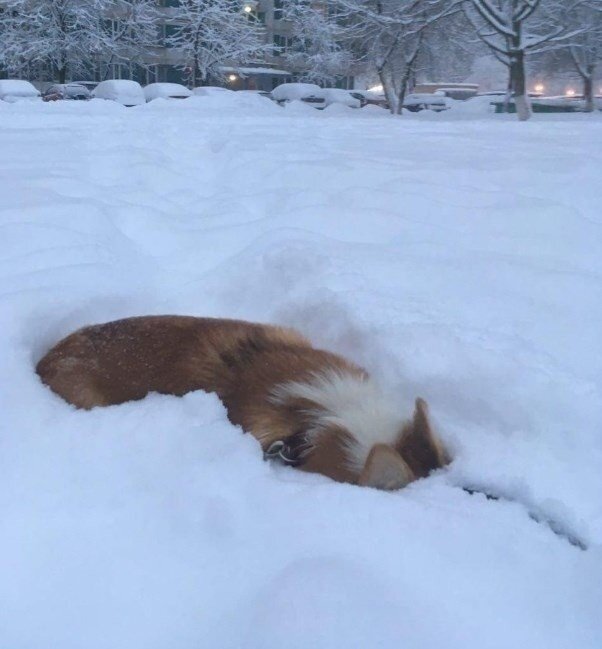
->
(36, 316), (449, 490)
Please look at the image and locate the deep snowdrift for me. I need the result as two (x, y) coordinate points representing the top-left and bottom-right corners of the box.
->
(1, 97), (601, 649)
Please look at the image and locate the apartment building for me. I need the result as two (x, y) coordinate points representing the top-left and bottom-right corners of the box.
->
(0, 0), (354, 90)
(102, 0), (299, 90)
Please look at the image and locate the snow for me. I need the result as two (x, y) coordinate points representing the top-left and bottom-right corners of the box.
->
(183, 89), (281, 114)
(271, 82), (324, 101)
(91, 80), (145, 106)
(1, 97), (601, 649)
(144, 83), (193, 101)
(404, 93), (449, 109)
(192, 85), (234, 96)
(322, 88), (361, 108)
(0, 79), (41, 101)
(450, 95), (498, 115)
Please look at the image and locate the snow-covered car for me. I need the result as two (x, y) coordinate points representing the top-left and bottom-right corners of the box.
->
(0, 80), (41, 103)
(71, 80), (99, 92)
(144, 83), (192, 102)
(91, 80), (145, 107)
(349, 90), (389, 109)
(236, 89), (272, 99)
(490, 95), (600, 114)
(42, 83), (90, 102)
(270, 83), (326, 108)
(403, 93), (449, 112)
(193, 86), (234, 97)
(322, 88), (362, 109)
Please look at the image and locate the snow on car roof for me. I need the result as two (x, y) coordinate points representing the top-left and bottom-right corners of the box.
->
(193, 86), (234, 96)
(92, 80), (145, 105)
(271, 83), (324, 101)
(144, 83), (192, 101)
(0, 80), (40, 97)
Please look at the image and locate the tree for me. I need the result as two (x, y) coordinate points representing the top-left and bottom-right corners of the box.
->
(282, 1), (355, 85)
(333, 0), (463, 114)
(0, 0), (95, 81)
(414, 10), (478, 85)
(463, 0), (584, 120)
(98, 0), (162, 80)
(0, 0), (160, 83)
(554, 0), (602, 112)
(165, 0), (271, 87)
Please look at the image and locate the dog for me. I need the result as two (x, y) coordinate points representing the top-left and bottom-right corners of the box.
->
(36, 316), (450, 490)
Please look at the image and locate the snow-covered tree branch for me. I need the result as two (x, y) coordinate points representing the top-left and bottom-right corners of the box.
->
(281, 1), (355, 85)
(550, 0), (602, 112)
(0, 0), (160, 83)
(332, 0), (464, 114)
(165, 0), (272, 87)
(463, 0), (590, 120)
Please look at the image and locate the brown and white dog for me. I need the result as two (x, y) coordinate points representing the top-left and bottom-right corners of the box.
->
(36, 316), (450, 490)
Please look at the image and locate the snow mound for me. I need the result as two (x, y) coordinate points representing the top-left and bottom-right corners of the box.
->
(185, 90), (281, 115)
(323, 101), (354, 114)
(283, 99), (320, 114)
(0, 100), (601, 649)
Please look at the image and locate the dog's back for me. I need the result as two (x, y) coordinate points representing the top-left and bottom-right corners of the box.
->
(37, 315), (449, 489)
(37, 316), (317, 405)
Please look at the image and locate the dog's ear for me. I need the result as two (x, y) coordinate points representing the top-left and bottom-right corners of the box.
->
(358, 444), (414, 490)
(398, 398), (449, 478)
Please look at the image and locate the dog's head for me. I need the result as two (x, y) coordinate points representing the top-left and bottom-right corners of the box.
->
(357, 398), (449, 490)
(273, 372), (450, 490)
(279, 390), (450, 490)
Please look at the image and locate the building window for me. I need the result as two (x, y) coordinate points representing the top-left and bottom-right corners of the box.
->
(273, 34), (292, 57)
(162, 23), (179, 47)
(274, 0), (284, 20)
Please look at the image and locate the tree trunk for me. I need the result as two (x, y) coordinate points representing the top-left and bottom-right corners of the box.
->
(379, 69), (398, 115)
(58, 66), (67, 84)
(509, 23), (530, 121)
(509, 53), (530, 121)
(583, 67), (594, 113)
(501, 74), (512, 114)
(395, 69), (412, 116)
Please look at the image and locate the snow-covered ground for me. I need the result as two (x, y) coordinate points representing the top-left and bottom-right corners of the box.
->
(1, 96), (601, 649)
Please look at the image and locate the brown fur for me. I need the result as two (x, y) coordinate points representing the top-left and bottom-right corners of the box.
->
(36, 315), (449, 489)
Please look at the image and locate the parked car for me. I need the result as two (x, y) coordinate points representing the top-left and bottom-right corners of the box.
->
(477, 90), (544, 99)
(490, 95), (600, 114)
(0, 80), (41, 103)
(270, 83), (326, 108)
(91, 80), (145, 107)
(349, 90), (389, 109)
(71, 80), (98, 92)
(414, 83), (479, 100)
(403, 93), (449, 112)
(42, 83), (90, 102)
(144, 82), (192, 101)
(236, 89), (272, 99)
(193, 86), (234, 97)
(322, 88), (362, 109)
